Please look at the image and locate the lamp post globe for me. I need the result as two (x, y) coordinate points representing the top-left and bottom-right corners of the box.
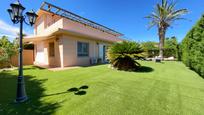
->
(26, 10), (38, 26)
(7, 1), (38, 103)
(7, 8), (16, 23)
(10, 1), (25, 18)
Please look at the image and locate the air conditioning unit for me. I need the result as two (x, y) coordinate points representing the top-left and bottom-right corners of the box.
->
(90, 58), (97, 65)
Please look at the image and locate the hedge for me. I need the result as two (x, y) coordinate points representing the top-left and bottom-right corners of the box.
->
(181, 15), (204, 77)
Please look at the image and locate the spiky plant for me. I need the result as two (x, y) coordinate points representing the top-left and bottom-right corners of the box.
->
(107, 41), (145, 71)
(146, 0), (188, 59)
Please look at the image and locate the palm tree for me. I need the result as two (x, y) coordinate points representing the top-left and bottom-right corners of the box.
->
(146, 0), (188, 59)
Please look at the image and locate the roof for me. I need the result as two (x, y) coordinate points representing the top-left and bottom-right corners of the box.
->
(24, 28), (123, 43)
(39, 2), (123, 36)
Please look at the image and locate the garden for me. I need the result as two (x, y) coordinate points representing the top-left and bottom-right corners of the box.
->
(1, 61), (204, 115)
(1, 0), (204, 115)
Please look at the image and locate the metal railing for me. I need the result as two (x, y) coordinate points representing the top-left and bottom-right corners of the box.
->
(40, 2), (123, 36)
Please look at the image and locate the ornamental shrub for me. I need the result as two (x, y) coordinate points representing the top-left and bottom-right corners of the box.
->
(107, 41), (145, 71)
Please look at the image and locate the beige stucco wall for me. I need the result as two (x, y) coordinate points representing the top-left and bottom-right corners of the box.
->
(34, 41), (46, 65)
(34, 37), (62, 67)
(35, 15), (45, 35)
(62, 18), (120, 42)
(44, 16), (63, 35)
(34, 13), (63, 36)
(34, 11), (121, 41)
(33, 34), (111, 67)
(62, 35), (110, 67)
(31, 10), (120, 68)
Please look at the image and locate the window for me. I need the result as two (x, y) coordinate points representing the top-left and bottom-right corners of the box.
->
(49, 42), (55, 57)
(77, 42), (89, 57)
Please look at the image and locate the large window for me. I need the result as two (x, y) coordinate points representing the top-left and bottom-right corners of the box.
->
(49, 42), (55, 57)
(77, 42), (89, 57)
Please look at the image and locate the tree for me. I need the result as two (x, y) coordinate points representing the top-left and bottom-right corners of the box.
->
(146, 0), (188, 59)
(141, 41), (158, 50)
(141, 41), (159, 58)
(0, 36), (17, 68)
(165, 37), (177, 49)
(164, 36), (178, 57)
(14, 33), (34, 50)
(107, 41), (145, 71)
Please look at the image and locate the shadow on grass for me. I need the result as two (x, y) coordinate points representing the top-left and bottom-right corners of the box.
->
(0, 72), (61, 115)
(188, 67), (204, 79)
(68, 85), (88, 96)
(159, 62), (165, 64)
(23, 66), (46, 70)
(43, 85), (89, 97)
(134, 66), (154, 73)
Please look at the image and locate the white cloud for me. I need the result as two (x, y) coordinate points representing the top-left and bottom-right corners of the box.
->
(0, 20), (19, 36)
(0, 19), (33, 41)
(0, 33), (16, 38)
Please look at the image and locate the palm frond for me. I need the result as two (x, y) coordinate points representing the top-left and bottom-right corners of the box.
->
(162, 0), (168, 9)
(147, 21), (158, 30)
(171, 9), (188, 17)
(146, 0), (188, 29)
(166, 9), (188, 23)
(167, 0), (177, 12)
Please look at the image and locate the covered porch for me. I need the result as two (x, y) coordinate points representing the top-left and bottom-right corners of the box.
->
(24, 35), (63, 68)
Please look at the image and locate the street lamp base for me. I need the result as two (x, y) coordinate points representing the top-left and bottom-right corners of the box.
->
(15, 96), (28, 103)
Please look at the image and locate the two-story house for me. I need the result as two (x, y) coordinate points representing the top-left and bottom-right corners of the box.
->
(24, 2), (123, 68)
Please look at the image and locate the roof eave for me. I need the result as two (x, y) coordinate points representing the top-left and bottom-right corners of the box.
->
(24, 28), (122, 43)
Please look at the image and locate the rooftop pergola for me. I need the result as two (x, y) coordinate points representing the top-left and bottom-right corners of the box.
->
(40, 2), (123, 36)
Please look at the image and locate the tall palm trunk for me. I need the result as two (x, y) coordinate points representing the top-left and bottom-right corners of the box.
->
(158, 27), (166, 59)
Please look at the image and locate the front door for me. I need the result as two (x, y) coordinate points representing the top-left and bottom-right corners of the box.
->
(49, 42), (55, 67)
(99, 44), (106, 63)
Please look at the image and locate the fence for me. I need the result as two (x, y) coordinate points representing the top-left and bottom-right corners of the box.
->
(0, 50), (34, 68)
(10, 50), (34, 66)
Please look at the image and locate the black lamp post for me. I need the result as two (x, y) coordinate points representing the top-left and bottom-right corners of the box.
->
(7, 0), (38, 103)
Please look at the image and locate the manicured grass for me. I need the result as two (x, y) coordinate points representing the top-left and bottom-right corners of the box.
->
(0, 61), (204, 115)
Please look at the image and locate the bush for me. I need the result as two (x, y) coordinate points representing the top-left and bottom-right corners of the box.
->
(164, 37), (178, 58)
(163, 48), (177, 58)
(141, 37), (179, 58)
(181, 15), (204, 77)
(107, 41), (145, 71)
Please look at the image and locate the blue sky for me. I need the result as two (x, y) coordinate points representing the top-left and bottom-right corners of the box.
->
(0, 0), (204, 42)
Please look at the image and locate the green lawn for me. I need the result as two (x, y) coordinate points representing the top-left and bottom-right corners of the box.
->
(0, 61), (204, 115)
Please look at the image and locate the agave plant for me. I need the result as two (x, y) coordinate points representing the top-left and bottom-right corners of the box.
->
(146, 0), (188, 59)
(107, 41), (145, 71)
